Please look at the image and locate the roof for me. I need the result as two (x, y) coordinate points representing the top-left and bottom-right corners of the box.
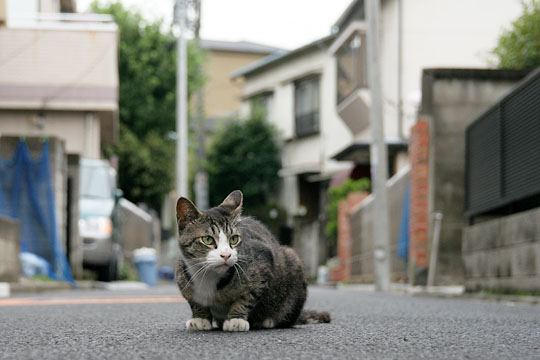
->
(231, 34), (336, 79)
(333, 0), (365, 33)
(199, 39), (283, 54)
(422, 68), (531, 81)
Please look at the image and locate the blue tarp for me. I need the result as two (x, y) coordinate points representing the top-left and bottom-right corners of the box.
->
(0, 140), (74, 283)
(397, 185), (410, 261)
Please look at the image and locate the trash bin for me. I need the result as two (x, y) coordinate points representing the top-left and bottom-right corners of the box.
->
(133, 248), (158, 286)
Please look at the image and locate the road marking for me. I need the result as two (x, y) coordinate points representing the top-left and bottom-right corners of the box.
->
(0, 295), (186, 307)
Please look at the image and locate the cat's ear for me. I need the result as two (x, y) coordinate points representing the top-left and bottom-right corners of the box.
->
(219, 190), (243, 217)
(176, 197), (202, 230)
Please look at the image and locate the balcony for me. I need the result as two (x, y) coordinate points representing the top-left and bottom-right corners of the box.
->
(0, 13), (118, 145)
(332, 28), (370, 136)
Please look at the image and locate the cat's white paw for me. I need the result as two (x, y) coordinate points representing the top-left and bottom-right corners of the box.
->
(262, 318), (275, 329)
(223, 318), (250, 332)
(186, 318), (212, 331)
(212, 320), (219, 329)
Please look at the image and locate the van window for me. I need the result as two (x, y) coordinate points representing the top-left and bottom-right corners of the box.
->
(80, 165), (112, 199)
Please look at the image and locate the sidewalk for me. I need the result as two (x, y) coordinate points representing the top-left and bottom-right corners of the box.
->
(334, 282), (540, 305)
(1, 278), (97, 297)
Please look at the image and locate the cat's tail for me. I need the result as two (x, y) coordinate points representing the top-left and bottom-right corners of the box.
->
(296, 309), (331, 325)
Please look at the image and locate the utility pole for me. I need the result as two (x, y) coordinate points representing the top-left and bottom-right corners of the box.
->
(174, 0), (189, 198)
(193, 0), (209, 210)
(366, 0), (391, 291)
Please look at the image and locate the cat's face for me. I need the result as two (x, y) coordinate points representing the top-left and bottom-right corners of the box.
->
(176, 191), (243, 273)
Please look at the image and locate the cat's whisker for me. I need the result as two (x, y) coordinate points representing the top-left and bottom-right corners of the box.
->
(235, 262), (249, 281)
(233, 264), (242, 285)
(181, 262), (211, 292)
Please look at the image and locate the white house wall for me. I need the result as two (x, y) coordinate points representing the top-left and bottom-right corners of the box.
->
(0, 110), (101, 158)
(379, 0), (522, 139)
(242, 49), (353, 176)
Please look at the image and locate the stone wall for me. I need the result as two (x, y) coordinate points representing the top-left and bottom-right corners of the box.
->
(0, 217), (20, 281)
(462, 207), (540, 291)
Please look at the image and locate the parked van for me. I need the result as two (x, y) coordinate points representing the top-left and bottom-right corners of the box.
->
(79, 159), (123, 281)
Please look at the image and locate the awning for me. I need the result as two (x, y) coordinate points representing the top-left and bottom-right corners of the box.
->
(331, 141), (408, 163)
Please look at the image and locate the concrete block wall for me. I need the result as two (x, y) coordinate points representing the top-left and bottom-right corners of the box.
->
(462, 207), (540, 291)
(0, 217), (20, 281)
(348, 169), (410, 283)
(414, 69), (527, 286)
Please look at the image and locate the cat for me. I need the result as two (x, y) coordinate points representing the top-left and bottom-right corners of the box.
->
(175, 190), (330, 332)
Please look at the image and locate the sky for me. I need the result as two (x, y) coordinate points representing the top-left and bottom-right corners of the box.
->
(77, 0), (352, 50)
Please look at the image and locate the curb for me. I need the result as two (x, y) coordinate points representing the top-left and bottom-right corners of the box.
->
(334, 282), (540, 305)
(8, 280), (98, 294)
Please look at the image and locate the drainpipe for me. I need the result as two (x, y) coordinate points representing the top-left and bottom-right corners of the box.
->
(397, 0), (404, 140)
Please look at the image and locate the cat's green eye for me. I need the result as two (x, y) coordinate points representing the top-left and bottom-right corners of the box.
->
(200, 236), (215, 246)
(229, 235), (241, 246)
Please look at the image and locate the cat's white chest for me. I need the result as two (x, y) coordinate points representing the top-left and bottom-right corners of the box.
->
(192, 272), (220, 306)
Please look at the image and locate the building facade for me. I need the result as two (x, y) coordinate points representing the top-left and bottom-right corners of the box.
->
(329, 0), (522, 166)
(199, 39), (282, 122)
(0, 0), (119, 278)
(0, 0), (119, 158)
(233, 37), (353, 277)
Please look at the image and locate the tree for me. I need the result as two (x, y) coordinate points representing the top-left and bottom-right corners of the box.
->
(91, 1), (205, 211)
(493, 0), (540, 69)
(114, 126), (175, 211)
(206, 116), (281, 219)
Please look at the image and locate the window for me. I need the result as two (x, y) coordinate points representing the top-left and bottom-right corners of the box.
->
(336, 32), (367, 104)
(294, 76), (320, 137)
(249, 92), (273, 121)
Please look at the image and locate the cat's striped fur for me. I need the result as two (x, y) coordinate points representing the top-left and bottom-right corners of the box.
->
(175, 190), (330, 331)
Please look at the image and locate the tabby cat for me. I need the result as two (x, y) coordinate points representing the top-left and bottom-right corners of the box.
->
(175, 190), (330, 332)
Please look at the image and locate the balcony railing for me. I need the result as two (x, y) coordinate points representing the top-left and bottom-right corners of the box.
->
(336, 32), (368, 105)
(7, 12), (116, 31)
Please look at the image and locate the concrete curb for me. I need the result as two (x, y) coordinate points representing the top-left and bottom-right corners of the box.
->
(414, 291), (540, 305)
(333, 282), (540, 305)
(8, 280), (97, 294)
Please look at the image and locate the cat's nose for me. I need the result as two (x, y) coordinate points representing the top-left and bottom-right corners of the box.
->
(220, 253), (231, 261)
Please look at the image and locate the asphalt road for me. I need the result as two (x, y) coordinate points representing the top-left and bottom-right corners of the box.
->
(0, 285), (539, 359)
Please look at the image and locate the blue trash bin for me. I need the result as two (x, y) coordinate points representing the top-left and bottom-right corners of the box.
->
(133, 248), (158, 286)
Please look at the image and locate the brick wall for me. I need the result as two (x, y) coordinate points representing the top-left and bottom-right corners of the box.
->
(409, 118), (429, 285)
(330, 192), (367, 282)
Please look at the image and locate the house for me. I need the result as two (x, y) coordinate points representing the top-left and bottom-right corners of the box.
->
(232, 36), (353, 277)
(0, 0), (119, 278)
(230, 0), (524, 280)
(329, 0), (525, 284)
(0, 0), (118, 158)
(199, 39), (283, 122)
(329, 0), (523, 168)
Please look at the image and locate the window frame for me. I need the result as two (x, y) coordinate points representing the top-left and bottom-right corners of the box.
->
(294, 75), (321, 138)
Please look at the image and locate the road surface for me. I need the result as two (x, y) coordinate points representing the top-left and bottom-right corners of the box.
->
(0, 285), (538, 359)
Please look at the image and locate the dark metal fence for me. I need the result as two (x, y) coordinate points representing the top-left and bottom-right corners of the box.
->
(465, 69), (540, 217)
